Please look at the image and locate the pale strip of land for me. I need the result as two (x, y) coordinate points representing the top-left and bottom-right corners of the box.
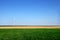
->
(0, 26), (60, 29)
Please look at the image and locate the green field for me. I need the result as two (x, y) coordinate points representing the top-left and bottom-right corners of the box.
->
(0, 29), (60, 40)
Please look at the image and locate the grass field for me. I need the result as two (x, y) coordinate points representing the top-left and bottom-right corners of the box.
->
(0, 29), (60, 40)
(0, 26), (60, 29)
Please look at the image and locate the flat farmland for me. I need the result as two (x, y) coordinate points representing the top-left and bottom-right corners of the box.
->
(0, 26), (60, 29)
(0, 29), (60, 40)
(0, 26), (60, 40)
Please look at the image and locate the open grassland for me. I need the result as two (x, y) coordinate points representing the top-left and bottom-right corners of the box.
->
(0, 26), (60, 29)
(0, 29), (60, 40)
(0, 26), (60, 40)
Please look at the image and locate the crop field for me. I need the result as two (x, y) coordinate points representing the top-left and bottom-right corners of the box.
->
(0, 26), (60, 40)
(0, 26), (60, 29)
(0, 28), (60, 40)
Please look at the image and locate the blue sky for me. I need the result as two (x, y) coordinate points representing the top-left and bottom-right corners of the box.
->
(0, 0), (60, 25)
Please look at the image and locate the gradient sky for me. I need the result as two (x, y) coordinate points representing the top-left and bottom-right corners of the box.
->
(0, 0), (60, 25)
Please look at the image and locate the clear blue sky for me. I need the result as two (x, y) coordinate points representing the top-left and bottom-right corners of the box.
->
(0, 0), (60, 25)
